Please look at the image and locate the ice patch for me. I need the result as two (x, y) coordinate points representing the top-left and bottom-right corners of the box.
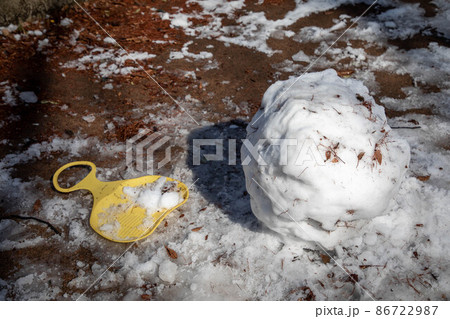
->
(161, 0), (351, 55)
(63, 48), (156, 78)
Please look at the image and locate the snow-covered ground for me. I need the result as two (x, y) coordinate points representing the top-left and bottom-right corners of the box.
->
(0, 0), (449, 300)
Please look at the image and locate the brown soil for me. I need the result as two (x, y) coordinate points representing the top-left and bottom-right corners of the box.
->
(0, 0), (447, 300)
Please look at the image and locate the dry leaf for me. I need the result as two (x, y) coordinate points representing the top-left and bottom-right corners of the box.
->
(357, 152), (365, 161)
(359, 265), (370, 269)
(356, 152), (365, 168)
(179, 214), (185, 218)
(141, 294), (151, 300)
(1, 28), (11, 37)
(325, 150), (331, 161)
(331, 158), (339, 163)
(321, 254), (331, 264)
(317, 280), (325, 288)
(337, 70), (354, 77)
(205, 235), (208, 240)
(347, 210), (355, 215)
(191, 227), (203, 232)
(303, 287), (316, 301)
(416, 175), (430, 182)
(346, 274), (359, 283)
(374, 149), (382, 164)
(32, 199), (42, 213)
(165, 246), (178, 259)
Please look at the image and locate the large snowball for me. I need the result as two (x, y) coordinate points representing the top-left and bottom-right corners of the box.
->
(242, 69), (410, 249)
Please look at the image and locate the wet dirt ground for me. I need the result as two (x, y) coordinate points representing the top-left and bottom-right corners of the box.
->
(0, 0), (448, 300)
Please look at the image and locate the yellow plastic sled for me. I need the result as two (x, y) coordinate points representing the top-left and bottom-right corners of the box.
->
(52, 161), (189, 243)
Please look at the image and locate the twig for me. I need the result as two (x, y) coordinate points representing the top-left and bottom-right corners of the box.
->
(297, 167), (308, 178)
(406, 277), (421, 295)
(359, 264), (387, 269)
(0, 215), (61, 235)
(332, 107), (341, 115)
(329, 146), (346, 164)
(391, 126), (421, 129)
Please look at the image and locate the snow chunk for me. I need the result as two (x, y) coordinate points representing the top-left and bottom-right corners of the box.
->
(60, 18), (73, 27)
(82, 114), (96, 123)
(6, 24), (18, 32)
(19, 91), (38, 103)
(103, 37), (116, 44)
(292, 50), (310, 62)
(1, 82), (18, 106)
(168, 41), (212, 61)
(170, 14), (191, 28)
(376, 3), (425, 40)
(98, 178), (183, 241)
(158, 260), (178, 283)
(242, 69), (410, 249)
(0, 236), (44, 251)
(37, 39), (49, 51)
(16, 274), (34, 287)
(123, 177), (183, 215)
(169, 52), (184, 60)
(28, 30), (43, 37)
(430, 0), (450, 38)
(135, 260), (158, 277)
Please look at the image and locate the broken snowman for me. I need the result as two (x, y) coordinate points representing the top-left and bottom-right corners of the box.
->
(242, 69), (410, 249)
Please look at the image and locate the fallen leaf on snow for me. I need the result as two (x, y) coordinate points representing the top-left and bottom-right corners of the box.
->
(337, 70), (354, 78)
(374, 149), (382, 164)
(416, 175), (430, 181)
(165, 246), (178, 259)
(141, 294), (151, 300)
(321, 254), (331, 264)
(32, 199), (42, 213)
(357, 152), (365, 161)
